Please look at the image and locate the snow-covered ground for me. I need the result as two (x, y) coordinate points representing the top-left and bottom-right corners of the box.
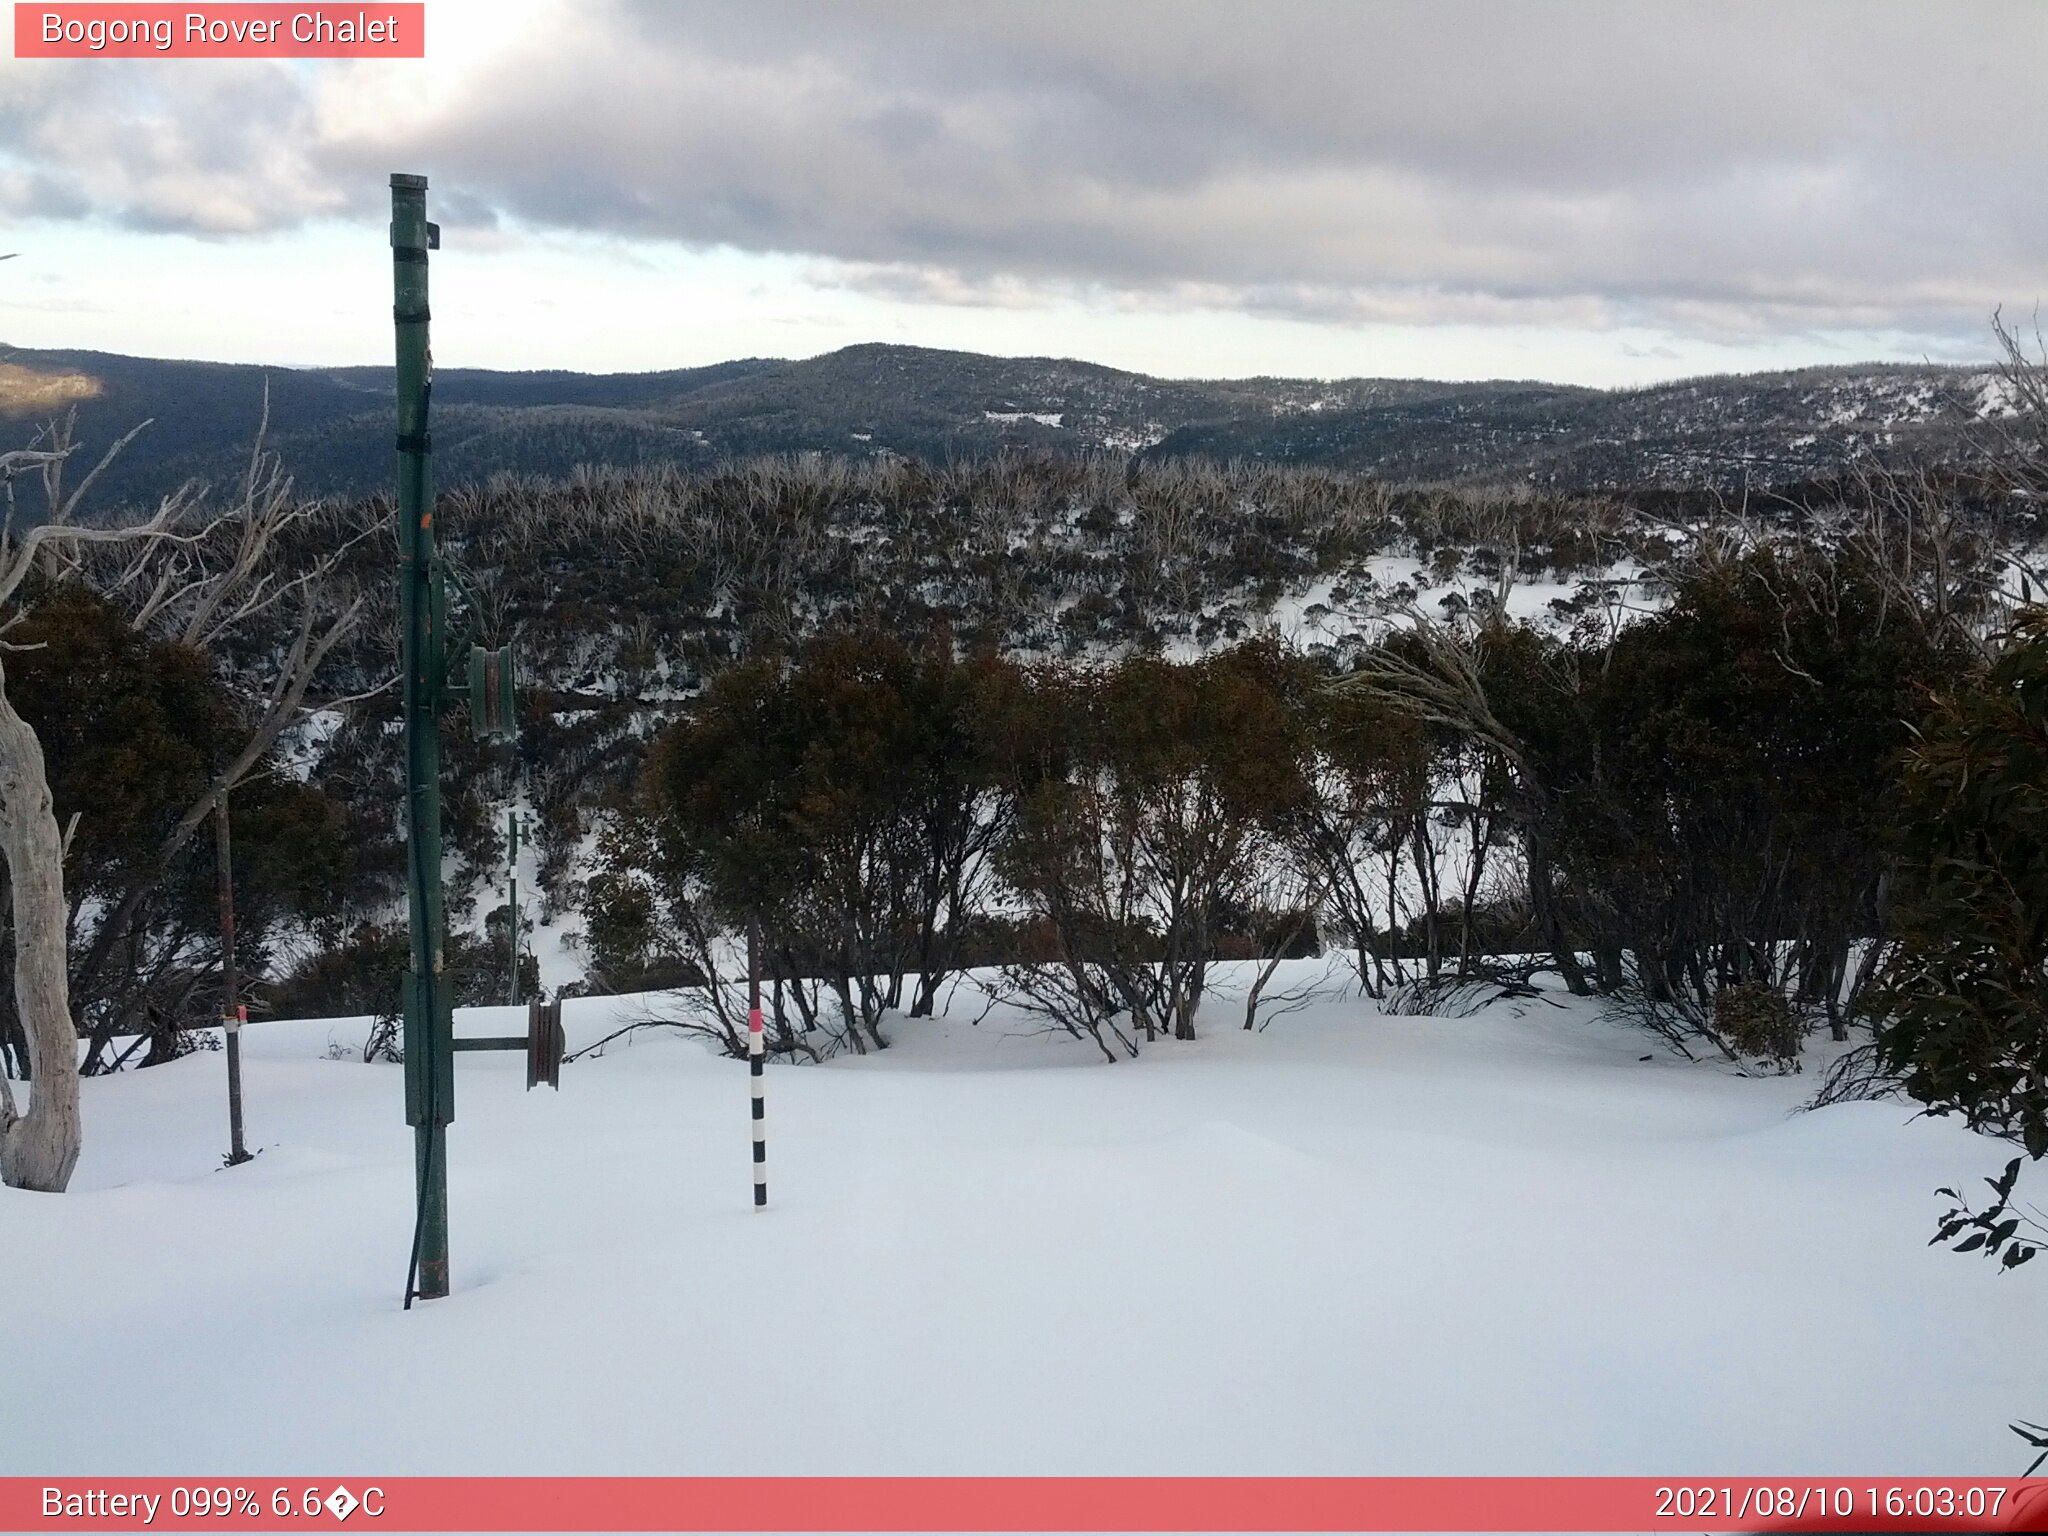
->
(3, 965), (2036, 1476)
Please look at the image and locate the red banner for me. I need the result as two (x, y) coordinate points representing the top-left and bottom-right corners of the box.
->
(3, 1478), (2047, 1533)
(12, 4), (424, 58)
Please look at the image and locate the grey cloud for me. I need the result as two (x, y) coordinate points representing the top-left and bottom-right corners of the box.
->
(0, 60), (345, 232)
(3, 0), (2042, 352)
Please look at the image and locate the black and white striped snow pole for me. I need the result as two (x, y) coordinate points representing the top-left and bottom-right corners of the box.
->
(748, 925), (767, 1208)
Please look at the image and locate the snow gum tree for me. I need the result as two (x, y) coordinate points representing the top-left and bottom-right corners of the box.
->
(1, 588), (355, 1069)
(632, 626), (1012, 1054)
(0, 409), (370, 1191)
(0, 434), (185, 1191)
(1876, 609), (2048, 1153)
(994, 642), (1312, 1049)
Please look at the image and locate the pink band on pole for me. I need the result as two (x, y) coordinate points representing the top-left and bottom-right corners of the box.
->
(748, 1007), (764, 1033)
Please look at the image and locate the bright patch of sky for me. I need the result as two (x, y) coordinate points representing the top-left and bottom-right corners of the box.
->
(0, 215), (1969, 387)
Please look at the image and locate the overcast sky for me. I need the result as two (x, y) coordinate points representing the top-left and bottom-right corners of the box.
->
(2, 0), (2042, 384)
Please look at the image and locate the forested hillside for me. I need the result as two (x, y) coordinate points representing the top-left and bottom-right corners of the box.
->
(0, 340), (2009, 513)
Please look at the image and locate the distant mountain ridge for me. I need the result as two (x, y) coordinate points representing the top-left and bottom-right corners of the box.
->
(0, 340), (2005, 512)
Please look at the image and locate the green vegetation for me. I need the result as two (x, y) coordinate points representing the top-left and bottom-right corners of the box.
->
(1876, 611), (2048, 1149)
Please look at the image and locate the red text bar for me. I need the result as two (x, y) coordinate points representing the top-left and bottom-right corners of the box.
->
(13, 4), (424, 58)
(3, 1478), (2048, 1533)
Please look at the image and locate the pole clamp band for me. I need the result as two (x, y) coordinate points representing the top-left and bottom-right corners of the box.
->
(393, 305), (431, 324)
(392, 246), (431, 265)
(395, 432), (432, 455)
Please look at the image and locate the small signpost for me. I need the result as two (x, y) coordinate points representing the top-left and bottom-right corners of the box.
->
(445, 999), (564, 1091)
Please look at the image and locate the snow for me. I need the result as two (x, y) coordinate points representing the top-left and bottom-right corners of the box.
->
(2, 967), (2037, 1476)
(983, 410), (1065, 428)
(1250, 555), (1660, 652)
(1097, 422), (1168, 452)
(523, 820), (598, 990)
(273, 709), (345, 783)
(446, 792), (590, 994)
(1263, 575), (1346, 644)
(1977, 374), (2020, 418)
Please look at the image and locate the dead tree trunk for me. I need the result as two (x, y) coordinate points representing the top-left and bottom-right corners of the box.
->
(0, 675), (82, 1192)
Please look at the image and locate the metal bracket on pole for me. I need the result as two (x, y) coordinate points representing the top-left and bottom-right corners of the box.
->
(526, 999), (565, 1091)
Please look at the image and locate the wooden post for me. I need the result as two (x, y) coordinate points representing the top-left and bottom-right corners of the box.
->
(215, 790), (252, 1166)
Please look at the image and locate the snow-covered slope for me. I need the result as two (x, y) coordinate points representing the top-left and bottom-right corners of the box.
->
(2, 968), (2034, 1475)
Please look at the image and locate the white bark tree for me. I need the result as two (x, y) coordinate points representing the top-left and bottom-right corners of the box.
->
(0, 437), (190, 1190)
(0, 404), (380, 1188)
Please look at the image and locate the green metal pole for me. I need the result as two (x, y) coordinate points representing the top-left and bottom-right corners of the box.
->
(392, 172), (452, 1304)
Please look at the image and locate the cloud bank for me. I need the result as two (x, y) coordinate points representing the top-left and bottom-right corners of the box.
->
(2, 0), (2040, 355)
